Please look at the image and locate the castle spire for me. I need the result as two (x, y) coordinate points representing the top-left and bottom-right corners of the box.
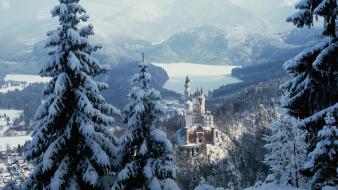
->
(184, 75), (191, 99)
(185, 75), (190, 84)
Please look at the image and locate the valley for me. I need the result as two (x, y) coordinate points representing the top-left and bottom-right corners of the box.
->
(0, 0), (333, 188)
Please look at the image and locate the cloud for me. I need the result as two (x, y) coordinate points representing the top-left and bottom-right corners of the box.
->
(0, 0), (294, 43)
(231, 0), (296, 10)
(1, 0), (10, 9)
(281, 0), (297, 6)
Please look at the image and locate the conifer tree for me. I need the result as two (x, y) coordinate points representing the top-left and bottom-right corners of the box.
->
(303, 111), (338, 189)
(283, 0), (338, 118)
(284, 0), (338, 117)
(283, 0), (337, 189)
(23, 0), (119, 189)
(287, 0), (337, 38)
(112, 61), (179, 190)
(264, 118), (307, 187)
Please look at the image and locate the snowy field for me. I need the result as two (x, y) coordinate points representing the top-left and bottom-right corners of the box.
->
(0, 109), (24, 137)
(153, 63), (241, 94)
(0, 136), (31, 151)
(4, 74), (51, 84)
(0, 74), (51, 94)
(0, 110), (23, 127)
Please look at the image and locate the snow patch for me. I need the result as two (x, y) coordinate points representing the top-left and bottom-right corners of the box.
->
(4, 74), (51, 84)
(0, 136), (31, 151)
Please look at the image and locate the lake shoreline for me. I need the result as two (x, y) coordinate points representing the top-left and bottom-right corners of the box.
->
(153, 63), (242, 94)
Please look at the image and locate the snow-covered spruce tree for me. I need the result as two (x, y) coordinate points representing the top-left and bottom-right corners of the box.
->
(303, 111), (338, 189)
(283, 0), (337, 118)
(263, 118), (307, 187)
(22, 0), (119, 189)
(264, 121), (291, 185)
(287, 0), (337, 38)
(112, 62), (179, 190)
(194, 177), (225, 190)
(283, 1), (337, 188)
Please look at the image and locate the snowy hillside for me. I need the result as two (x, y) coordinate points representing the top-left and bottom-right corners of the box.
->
(0, 109), (30, 152)
(144, 25), (305, 66)
(0, 110), (23, 127)
(0, 74), (50, 94)
(0, 109), (24, 136)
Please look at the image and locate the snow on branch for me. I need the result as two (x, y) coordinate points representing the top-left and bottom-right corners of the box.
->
(299, 103), (338, 128)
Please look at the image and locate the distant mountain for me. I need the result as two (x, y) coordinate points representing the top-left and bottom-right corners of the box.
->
(0, 0), (270, 47)
(31, 35), (150, 68)
(210, 28), (320, 99)
(281, 28), (323, 46)
(0, 0), (306, 69)
(1, 25), (320, 79)
(230, 28), (320, 81)
(0, 0), (272, 68)
(103, 0), (270, 41)
(143, 25), (302, 66)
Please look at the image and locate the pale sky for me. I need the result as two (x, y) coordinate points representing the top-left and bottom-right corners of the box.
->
(0, 0), (298, 43)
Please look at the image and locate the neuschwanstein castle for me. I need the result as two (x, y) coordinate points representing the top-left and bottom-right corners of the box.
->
(179, 76), (221, 146)
(175, 76), (228, 160)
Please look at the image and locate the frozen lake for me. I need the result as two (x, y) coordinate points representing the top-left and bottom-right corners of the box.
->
(152, 63), (242, 94)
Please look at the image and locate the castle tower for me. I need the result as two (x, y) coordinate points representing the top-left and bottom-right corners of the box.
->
(199, 88), (206, 114)
(184, 75), (191, 101)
